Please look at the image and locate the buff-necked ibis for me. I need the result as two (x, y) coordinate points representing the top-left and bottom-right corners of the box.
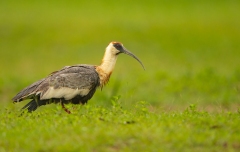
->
(12, 42), (145, 113)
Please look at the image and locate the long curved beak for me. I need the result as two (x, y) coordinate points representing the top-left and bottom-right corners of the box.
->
(121, 47), (145, 70)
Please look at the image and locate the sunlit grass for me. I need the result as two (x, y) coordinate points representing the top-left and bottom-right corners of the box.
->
(1, 101), (240, 151)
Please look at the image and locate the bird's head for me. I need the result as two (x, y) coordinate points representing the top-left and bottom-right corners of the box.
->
(106, 42), (145, 70)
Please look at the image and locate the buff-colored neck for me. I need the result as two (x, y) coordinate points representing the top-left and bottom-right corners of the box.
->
(96, 47), (118, 87)
(99, 51), (117, 74)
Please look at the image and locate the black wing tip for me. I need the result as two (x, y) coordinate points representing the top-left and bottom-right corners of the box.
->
(12, 95), (23, 103)
(12, 97), (19, 102)
(12, 91), (36, 103)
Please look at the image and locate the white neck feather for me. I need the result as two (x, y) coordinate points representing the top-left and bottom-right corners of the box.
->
(99, 53), (117, 74)
(99, 44), (118, 74)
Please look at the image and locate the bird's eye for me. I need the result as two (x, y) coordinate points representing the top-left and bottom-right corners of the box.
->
(113, 43), (123, 51)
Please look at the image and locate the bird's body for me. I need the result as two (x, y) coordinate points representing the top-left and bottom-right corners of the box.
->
(12, 42), (144, 113)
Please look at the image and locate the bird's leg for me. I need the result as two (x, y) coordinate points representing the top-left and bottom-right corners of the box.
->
(60, 100), (71, 114)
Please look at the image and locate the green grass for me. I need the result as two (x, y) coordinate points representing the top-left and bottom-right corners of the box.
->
(0, 0), (240, 151)
(1, 100), (240, 152)
(0, 101), (240, 151)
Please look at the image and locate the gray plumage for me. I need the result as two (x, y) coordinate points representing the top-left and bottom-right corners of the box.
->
(12, 65), (100, 112)
(12, 42), (145, 113)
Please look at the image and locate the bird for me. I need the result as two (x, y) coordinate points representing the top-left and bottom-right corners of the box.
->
(12, 42), (145, 113)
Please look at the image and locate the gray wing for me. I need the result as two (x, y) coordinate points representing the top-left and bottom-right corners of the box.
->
(12, 65), (99, 102)
(12, 78), (45, 102)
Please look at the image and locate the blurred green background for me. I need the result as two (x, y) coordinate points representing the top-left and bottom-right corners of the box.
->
(0, 0), (240, 111)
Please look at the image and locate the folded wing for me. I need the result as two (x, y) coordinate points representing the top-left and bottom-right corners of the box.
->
(12, 65), (99, 102)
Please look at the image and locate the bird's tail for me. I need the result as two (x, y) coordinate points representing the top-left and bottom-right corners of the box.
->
(21, 99), (47, 112)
